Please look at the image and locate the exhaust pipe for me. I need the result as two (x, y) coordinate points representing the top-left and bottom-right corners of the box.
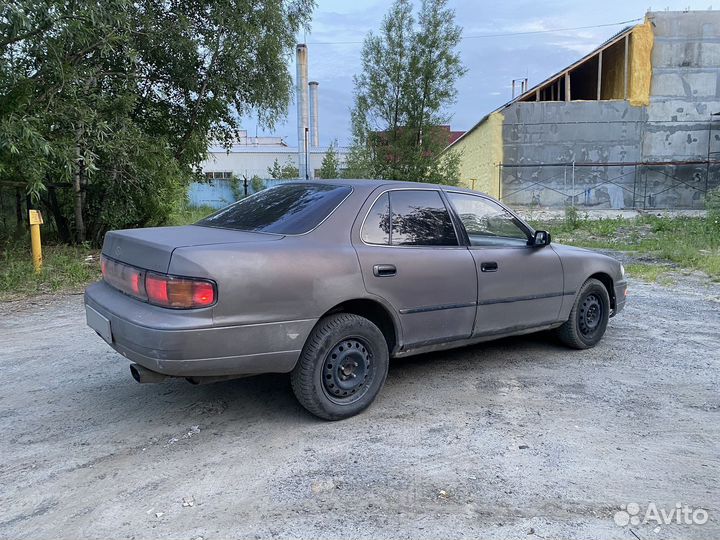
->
(130, 364), (168, 384)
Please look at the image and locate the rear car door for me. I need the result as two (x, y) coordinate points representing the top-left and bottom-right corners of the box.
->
(352, 188), (478, 348)
(444, 192), (565, 335)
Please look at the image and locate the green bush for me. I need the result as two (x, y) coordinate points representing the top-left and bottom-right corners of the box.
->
(1, 237), (100, 299)
(707, 188), (720, 231)
(251, 175), (266, 193)
(564, 205), (581, 230)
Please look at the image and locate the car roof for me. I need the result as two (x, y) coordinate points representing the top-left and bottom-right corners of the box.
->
(284, 179), (487, 197)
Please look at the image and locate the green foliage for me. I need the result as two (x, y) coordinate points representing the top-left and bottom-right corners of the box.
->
(530, 215), (720, 279)
(350, 0), (465, 184)
(267, 158), (299, 179)
(0, 0), (314, 244)
(706, 187), (720, 230)
(228, 175), (244, 201)
(319, 140), (340, 179)
(167, 204), (215, 226)
(623, 263), (675, 285)
(0, 237), (100, 300)
(341, 144), (374, 179)
(251, 175), (266, 193)
(563, 205), (581, 229)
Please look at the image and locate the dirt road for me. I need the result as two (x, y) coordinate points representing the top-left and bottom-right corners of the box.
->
(1, 277), (718, 539)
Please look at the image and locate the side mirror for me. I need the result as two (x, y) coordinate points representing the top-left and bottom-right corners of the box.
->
(532, 230), (551, 247)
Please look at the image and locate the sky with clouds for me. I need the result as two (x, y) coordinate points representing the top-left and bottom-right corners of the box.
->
(241, 0), (715, 148)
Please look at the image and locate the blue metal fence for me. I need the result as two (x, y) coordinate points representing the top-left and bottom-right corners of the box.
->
(187, 178), (288, 209)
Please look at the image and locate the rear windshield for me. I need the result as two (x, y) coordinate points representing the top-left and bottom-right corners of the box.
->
(196, 183), (352, 235)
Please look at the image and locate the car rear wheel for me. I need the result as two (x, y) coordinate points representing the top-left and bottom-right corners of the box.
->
(291, 313), (389, 420)
(555, 278), (610, 349)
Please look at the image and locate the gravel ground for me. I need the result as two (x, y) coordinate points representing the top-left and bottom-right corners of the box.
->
(0, 276), (718, 540)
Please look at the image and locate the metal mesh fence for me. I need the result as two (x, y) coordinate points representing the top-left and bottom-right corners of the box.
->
(498, 160), (720, 209)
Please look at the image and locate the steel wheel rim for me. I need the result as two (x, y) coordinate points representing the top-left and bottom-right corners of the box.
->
(579, 293), (603, 337)
(322, 337), (374, 404)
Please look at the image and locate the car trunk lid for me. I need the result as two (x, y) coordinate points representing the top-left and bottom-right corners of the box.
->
(102, 225), (282, 273)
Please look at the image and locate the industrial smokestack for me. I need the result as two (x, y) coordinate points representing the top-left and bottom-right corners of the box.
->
(295, 44), (310, 179)
(309, 81), (319, 148)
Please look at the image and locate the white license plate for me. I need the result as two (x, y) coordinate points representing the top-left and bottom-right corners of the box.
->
(86, 305), (113, 344)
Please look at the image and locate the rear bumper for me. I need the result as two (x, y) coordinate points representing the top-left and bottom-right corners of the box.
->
(84, 281), (314, 377)
(613, 279), (628, 316)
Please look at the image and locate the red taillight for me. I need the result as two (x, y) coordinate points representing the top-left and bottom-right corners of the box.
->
(101, 255), (146, 300)
(102, 255), (216, 309)
(145, 272), (216, 309)
(192, 281), (215, 306)
(145, 273), (169, 304)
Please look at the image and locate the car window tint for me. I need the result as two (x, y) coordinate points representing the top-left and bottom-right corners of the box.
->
(196, 183), (351, 234)
(447, 193), (529, 247)
(389, 190), (458, 246)
(361, 193), (390, 245)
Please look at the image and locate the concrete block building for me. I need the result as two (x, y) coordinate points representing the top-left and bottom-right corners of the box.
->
(447, 11), (720, 209)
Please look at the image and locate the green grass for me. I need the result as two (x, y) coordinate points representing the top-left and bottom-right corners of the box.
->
(167, 205), (215, 226)
(530, 214), (720, 280)
(1, 204), (216, 301)
(624, 263), (676, 285)
(1, 237), (101, 301)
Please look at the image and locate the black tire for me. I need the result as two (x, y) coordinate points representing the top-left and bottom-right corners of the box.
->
(555, 278), (610, 349)
(291, 313), (389, 420)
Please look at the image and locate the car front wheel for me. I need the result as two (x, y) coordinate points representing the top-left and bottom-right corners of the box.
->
(555, 278), (610, 349)
(291, 313), (389, 420)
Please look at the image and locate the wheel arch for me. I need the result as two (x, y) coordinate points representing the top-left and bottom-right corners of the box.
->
(588, 272), (615, 311)
(320, 298), (400, 356)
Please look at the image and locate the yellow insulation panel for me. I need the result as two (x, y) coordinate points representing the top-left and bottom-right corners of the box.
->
(452, 111), (504, 197)
(629, 20), (654, 107)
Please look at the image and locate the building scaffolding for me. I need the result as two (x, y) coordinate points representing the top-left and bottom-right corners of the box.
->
(497, 159), (720, 209)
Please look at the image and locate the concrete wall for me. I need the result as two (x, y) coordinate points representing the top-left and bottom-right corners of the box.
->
(501, 101), (645, 207)
(452, 112), (504, 197)
(496, 10), (720, 209)
(642, 10), (720, 207)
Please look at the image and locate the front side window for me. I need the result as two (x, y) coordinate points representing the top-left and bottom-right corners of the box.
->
(361, 190), (458, 246)
(197, 183), (351, 235)
(447, 193), (529, 247)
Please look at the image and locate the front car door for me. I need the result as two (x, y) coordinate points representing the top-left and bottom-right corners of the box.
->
(352, 188), (478, 349)
(444, 191), (565, 336)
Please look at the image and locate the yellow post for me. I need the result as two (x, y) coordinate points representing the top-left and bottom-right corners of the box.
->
(29, 209), (44, 273)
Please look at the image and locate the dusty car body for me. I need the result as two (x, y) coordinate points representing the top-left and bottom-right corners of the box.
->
(85, 180), (627, 419)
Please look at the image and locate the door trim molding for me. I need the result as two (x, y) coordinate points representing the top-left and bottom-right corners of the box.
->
(399, 291), (574, 314)
(478, 290), (575, 306)
(398, 302), (476, 315)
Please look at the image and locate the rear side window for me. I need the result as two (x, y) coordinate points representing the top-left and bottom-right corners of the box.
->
(197, 183), (351, 234)
(361, 190), (458, 246)
(361, 193), (390, 245)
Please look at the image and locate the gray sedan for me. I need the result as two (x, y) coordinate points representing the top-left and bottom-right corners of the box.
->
(85, 180), (627, 420)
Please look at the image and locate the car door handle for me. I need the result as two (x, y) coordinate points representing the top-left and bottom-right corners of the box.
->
(373, 264), (397, 277)
(480, 261), (498, 272)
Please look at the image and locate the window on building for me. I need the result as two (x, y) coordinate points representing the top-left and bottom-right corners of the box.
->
(204, 171), (233, 181)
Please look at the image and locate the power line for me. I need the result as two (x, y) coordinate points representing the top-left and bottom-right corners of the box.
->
(306, 17), (643, 45)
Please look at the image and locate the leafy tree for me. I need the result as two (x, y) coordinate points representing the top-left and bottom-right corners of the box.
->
(319, 140), (340, 179)
(267, 158), (299, 179)
(250, 175), (266, 193)
(349, 0), (465, 184)
(0, 0), (313, 244)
